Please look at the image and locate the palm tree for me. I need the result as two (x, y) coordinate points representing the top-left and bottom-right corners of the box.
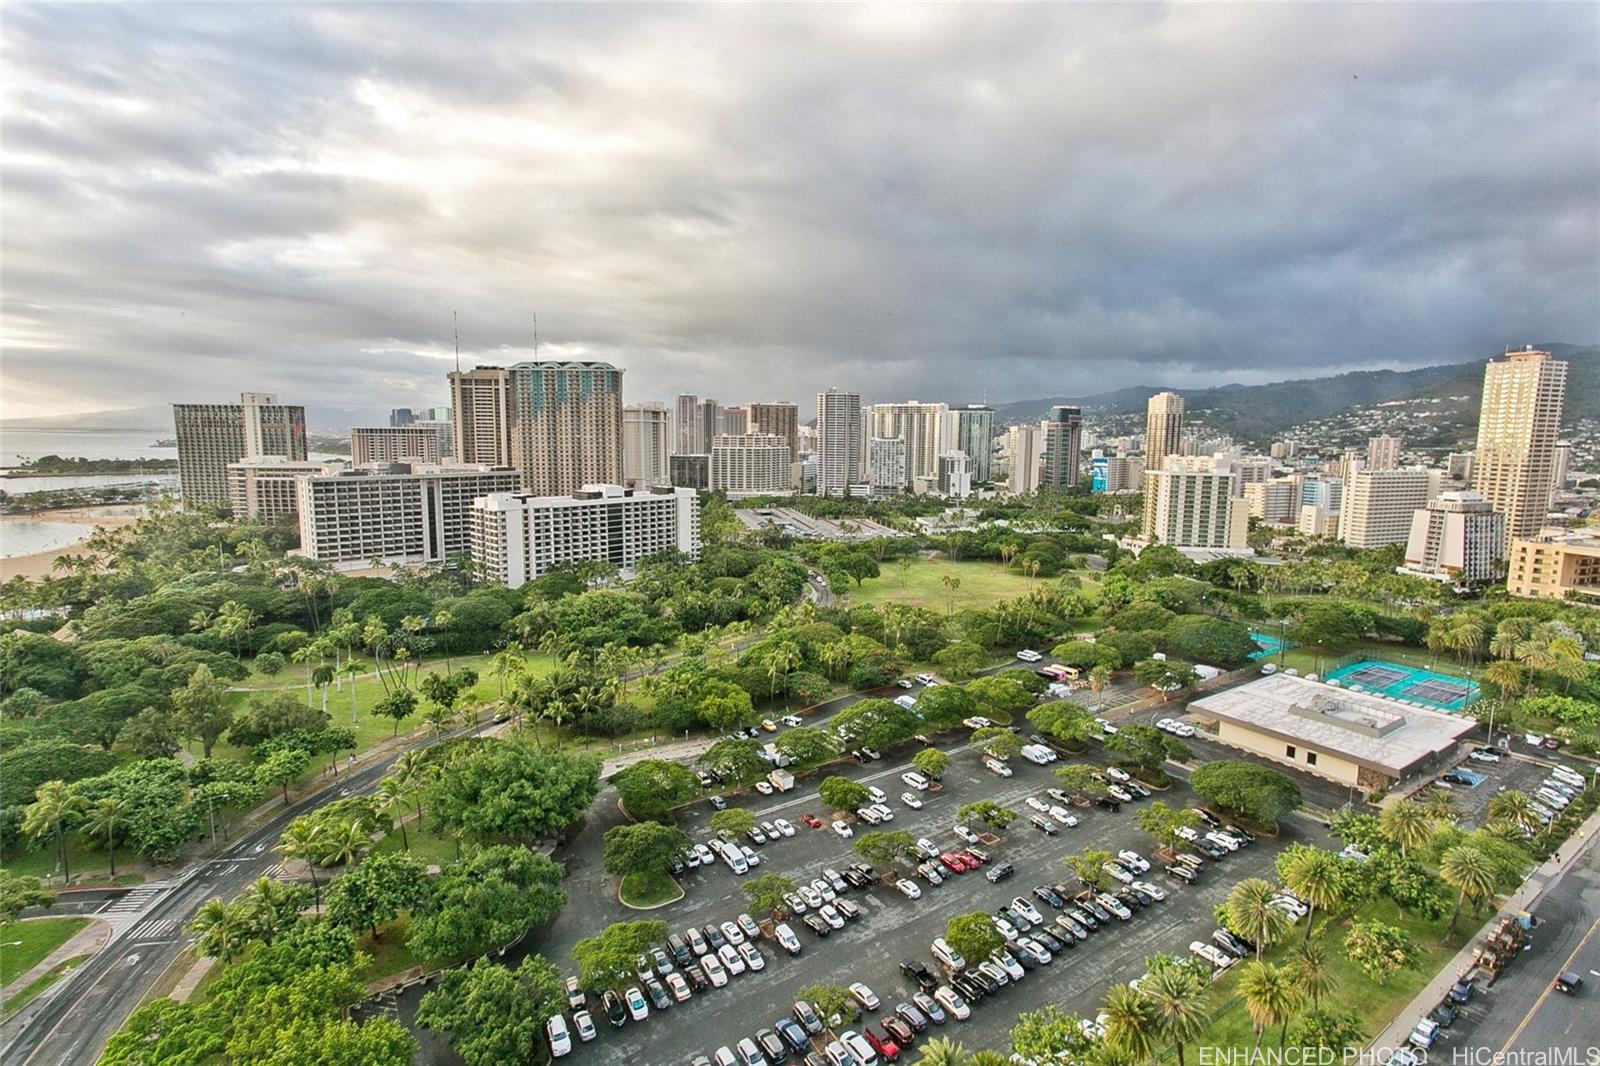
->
(1101, 982), (1158, 1061)
(339, 660), (361, 725)
(1281, 848), (1344, 942)
(375, 777), (411, 851)
(1142, 965), (1210, 1066)
(238, 876), (305, 944)
(1440, 845), (1498, 936)
(80, 795), (131, 879)
(1239, 961), (1303, 1047)
(912, 1038), (968, 1066)
(1289, 938), (1336, 1010)
(276, 820), (325, 911)
(1421, 788), (1460, 825)
(1379, 801), (1435, 858)
(1226, 878), (1290, 961)
(1487, 790), (1542, 834)
(188, 897), (250, 962)
(1482, 659), (1526, 700)
(22, 780), (87, 882)
(1088, 664), (1112, 710)
(318, 819), (369, 870)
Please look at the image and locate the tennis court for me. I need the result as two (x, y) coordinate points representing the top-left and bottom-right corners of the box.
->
(1325, 658), (1480, 712)
(1249, 630), (1293, 660)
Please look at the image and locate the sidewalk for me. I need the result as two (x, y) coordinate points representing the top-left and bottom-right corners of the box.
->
(0, 918), (110, 1003)
(1368, 802), (1600, 1052)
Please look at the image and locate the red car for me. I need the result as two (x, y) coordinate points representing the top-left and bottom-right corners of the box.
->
(956, 849), (985, 867)
(800, 813), (823, 829)
(865, 1025), (901, 1061)
(938, 852), (968, 873)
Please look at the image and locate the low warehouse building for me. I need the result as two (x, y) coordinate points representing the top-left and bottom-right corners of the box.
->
(1188, 674), (1477, 791)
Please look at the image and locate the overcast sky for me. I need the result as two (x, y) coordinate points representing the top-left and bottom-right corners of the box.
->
(3, 3), (1596, 426)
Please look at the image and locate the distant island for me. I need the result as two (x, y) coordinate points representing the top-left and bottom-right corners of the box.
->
(4, 454), (180, 477)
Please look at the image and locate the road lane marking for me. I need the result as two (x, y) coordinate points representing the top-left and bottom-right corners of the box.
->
(1498, 913), (1600, 1055)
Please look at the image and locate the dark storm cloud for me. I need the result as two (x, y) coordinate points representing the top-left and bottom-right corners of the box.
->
(2, 2), (1595, 423)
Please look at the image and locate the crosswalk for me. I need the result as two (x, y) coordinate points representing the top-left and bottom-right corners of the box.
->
(127, 917), (181, 942)
(97, 881), (172, 933)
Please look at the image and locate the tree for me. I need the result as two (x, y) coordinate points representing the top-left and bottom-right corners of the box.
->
(1378, 801), (1435, 858)
(120, 706), (182, 759)
(188, 896), (252, 962)
(278, 818), (328, 910)
(700, 738), (768, 784)
(1289, 939), (1336, 1011)
(1054, 764), (1109, 804)
(797, 982), (861, 1026)
(1102, 982), (1159, 1061)
(1051, 640), (1122, 669)
(1226, 879), (1290, 961)
(912, 747), (950, 781)
(1439, 844), (1498, 935)
(853, 830), (916, 870)
(0, 872), (54, 923)
(325, 852), (429, 937)
(1133, 658), (1200, 701)
(1343, 919), (1419, 984)
(818, 775), (871, 813)
(1065, 849), (1115, 892)
(774, 726), (837, 768)
(969, 726), (1023, 762)
(409, 846), (567, 962)
(416, 955), (567, 1066)
(965, 676), (1034, 717)
(79, 794), (132, 878)
(171, 664), (233, 758)
(1487, 790), (1543, 834)
(829, 698), (920, 751)
(611, 759), (700, 818)
(1190, 761), (1301, 827)
(1421, 787), (1460, 824)
(1162, 615), (1261, 668)
(1136, 802), (1202, 856)
(1238, 961), (1302, 1048)
(256, 746), (312, 807)
(21, 780), (86, 881)
(932, 641), (987, 680)
(1105, 724), (1190, 778)
(602, 821), (691, 879)
(958, 801), (1016, 832)
(1027, 701), (1096, 750)
(1010, 1006), (1093, 1066)
(742, 871), (799, 918)
(571, 920), (668, 991)
(373, 688), (419, 736)
(229, 691), (330, 749)
(916, 684), (980, 730)
(1279, 847), (1345, 942)
(945, 912), (1005, 965)
(1142, 964), (1210, 1066)
(430, 744), (601, 843)
(238, 875), (313, 945)
(710, 807), (757, 840)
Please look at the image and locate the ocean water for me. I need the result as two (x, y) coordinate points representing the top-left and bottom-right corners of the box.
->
(0, 519), (93, 559)
(0, 427), (175, 467)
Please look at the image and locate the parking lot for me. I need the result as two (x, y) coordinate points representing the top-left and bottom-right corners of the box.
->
(422, 716), (1332, 1066)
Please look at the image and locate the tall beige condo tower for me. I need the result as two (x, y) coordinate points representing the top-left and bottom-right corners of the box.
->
(1144, 391), (1184, 471)
(449, 367), (513, 466)
(508, 361), (624, 496)
(1472, 348), (1566, 550)
(622, 403), (672, 487)
(748, 402), (800, 457)
(815, 389), (862, 495)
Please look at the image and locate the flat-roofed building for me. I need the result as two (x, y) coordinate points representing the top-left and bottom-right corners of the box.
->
(1141, 455), (1247, 548)
(1339, 467), (1440, 549)
(710, 433), (791, 497)
(623, 402), (672, 488)
(868, 437), (908, 497)
(1245, 477), (1299, 524)
(469, 484), (700, 588)
(296, 463), (518, 566)
(351, 425), (442, 465)
(1040, 406), (1083, 489)
(1400, 490), (1504, 584)
(449, 366), (513, 466)
(669, 453), (710, 490)
(1473, 348), (1566, 550)
(1367, 435), (1402, 471)
(1104, 455), (1145, 494)
(227, 458), (323, 522)
(938, 451), (972, 499)
(174, 392), (306, 505)
(507, 361), (623, 496)
(1189, 673), (1477, 791)
(748, 402), (800, 458)
(1506, 527), (1600, 603)
(1007, 424), (1042, 495)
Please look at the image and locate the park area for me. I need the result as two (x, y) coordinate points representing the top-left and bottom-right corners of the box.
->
(847, 556), (1097, 614)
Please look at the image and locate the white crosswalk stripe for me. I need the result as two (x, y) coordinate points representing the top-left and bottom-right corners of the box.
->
(99, 882), (168, 916)
(128, 917), (179, 940)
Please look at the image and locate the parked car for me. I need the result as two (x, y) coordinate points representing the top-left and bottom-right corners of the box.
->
(900, 959), (938, 992)
(901, 792), (924, 809)
(894, 878), (923, 900)
(624, 986), (650, 1021)
(775, 923), (802, 956)
(792, 1000), (824, 1034)
(546, 1014), (573, 1058)
(985, 862), (1015, 884)
(832, 820), (854, 838)
(934, 986), (970, 1020)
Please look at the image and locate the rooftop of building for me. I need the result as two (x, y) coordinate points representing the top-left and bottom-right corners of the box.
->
(1190, 673), (1477, 774)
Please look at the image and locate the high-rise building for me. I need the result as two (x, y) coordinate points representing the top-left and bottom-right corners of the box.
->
(938, 451), (972, 499)
(411, 420), (453, 460)
(674, 394), (701, 455)
(1400, 490), (1505, 584)
(1339, 468), (1441, 549)
(944, 405), (995, 483)
(710, 434), (792, 496)
(1244, 478), (1299, 524)
(668, 453), (710, 490)
(1300, 475), (1343, 512)
(1506, 528), (1600, 602)
(174, 392), (307, 505)
(469, 485), (700, 589)
(1141, 455), (1247, 548)
(749, 402), (800, 458)
(1040, 405), (1083, 489)
(1446, 451), (1475, 483)
(227, 458), (323, 521)
(449, 366), (513, 467)
(718, 406), (749, 437)
(867, 437), (908, 497)
(1367, 435), (1402, 471)
(1144, 391), (1184, 471)
(622, 403), (672, 488)
(1104, 456), (1145, 494)
(1229, 456), (1276, 495)
(816, 389), (862, 495)
(296, 463), (519, 566)
(1007, 424), (1043, 495)
(870, 401), (947, 482)
(1552, 441), (1572, 491)
(389, 408), (415, 427)
(696, 398), (722, 453)
(1473, 348), (1567, 550)
(507, 361), (623, 496)
(351, 426), (442, 465)
(1297, 504), (1340, 538)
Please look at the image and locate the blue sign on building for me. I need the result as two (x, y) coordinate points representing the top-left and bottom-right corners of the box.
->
(1090, 455), (1109, 493)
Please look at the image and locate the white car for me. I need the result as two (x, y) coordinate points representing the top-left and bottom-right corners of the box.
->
(856, 806), (882, 825)
(738, 942), (765, 971)
(824, 868), (847, 892)
(1170, 722), (1196, 738)
(993, 951), (1026, 980)
(932, 937), (967, 971)
(754, 781), (774, 795)
(849, 982), (881, 1010)
(962, 716), (993, 730)
(1103, 862), (1135, 884)
(832, 820), (854, 839)
(1024, 797), (1050, 813)
(1467, 750), (1501, 763)
(721, 920), (746, 946)
(1103, 766), (1131, 783)
(718, 943), (746, 976)
(934, 985), (970, 1020)
(547, 1014), (573, 1057)
(895, 878), (923, 900)
(1047, 805), (1079, 826)
(773, 818), (796, 837)
(798, 885), (824, 909)
(810, 877), (837, 902)
(740, 845), (761, 867)
(783, 892), (807, 914)
(701, 953), (729, 987)
(625, 986), (650, 1021)
(1095, 718), (1118, 736)
(1176, 825), (1201, 842)
(1190, 941), (1237, 970)
(775, 923), (802, 954)
(953, 824), (979, 844)
(1117, 850), (1151, 873)
(901, 771), (930, 790)
(665, 972), (692, 1002)
(914, 837), (940, 859)
(840, 1031), (877, 1066)
(1009, 897), (1044, 924)
(869, 802), (895, 822)
(573, 1009), (597, 1041)
(984, 758), (1013, 778)
(694, 843), (716, 865)
(901, 792), (924, 809)
(818, 905), (845, 930)
(1156, 717), (1179, 733)
(781, 715), (803, 727)
(1131, 880), (1168, 901)
(1205, 832), (1241, 852)
(991, 915), (1019, 941)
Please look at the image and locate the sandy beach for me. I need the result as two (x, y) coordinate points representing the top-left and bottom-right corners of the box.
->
(0, 507), (142, 582)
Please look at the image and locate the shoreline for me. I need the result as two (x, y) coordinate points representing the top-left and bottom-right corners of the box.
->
(0, 507), (142, 582)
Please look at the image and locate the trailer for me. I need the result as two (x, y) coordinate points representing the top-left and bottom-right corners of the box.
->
(768, 769), (795, 792)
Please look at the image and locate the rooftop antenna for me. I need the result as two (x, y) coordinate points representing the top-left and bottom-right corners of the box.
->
(453, 310), (460, 373)
(533, 312), (539, 358)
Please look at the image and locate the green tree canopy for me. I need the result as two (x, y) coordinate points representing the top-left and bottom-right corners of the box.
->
(431, 743), (601, 842)
(818, 775), (871, 812)
(409, 846), (567, 962)
(1190, 761), (1302, 826)
(602, 821), (692, 879)
(416, 955), (567, 1066)
(571, 920), (668, 991)
(945, 911), (1005, 964)
(611, 759), (699, 818)
(325, 852), (429, 937)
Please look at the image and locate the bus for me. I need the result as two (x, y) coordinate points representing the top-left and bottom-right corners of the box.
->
(1038, 664), (1080, 683)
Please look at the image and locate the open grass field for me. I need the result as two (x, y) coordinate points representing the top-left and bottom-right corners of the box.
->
(0, 917), (89, 987)
(369, 821), (465, 868)
(620, 870), (684, 908)
(848, 557), (1097, 613)
(1180, 897), (1466, 1057)
(0, 843), (145, 885)
(356, 915), (425, 983)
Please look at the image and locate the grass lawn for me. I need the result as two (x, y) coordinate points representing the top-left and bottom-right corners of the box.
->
(0, 845), (147, 885)
(1183, 897), (1467, 1056)
(369, 821), (467, 868)
(0, 918), (90, 987)
(619, 870), (684, 908)
(356, 915), (424, 983)
(848, 558), (1094, 613)
(1, 954), (89, 1019)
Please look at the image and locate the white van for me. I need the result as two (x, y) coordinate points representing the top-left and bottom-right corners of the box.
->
(866, 785), (888, 805)
(901, 771), (930, 791)
(720, 842), (749, 875)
